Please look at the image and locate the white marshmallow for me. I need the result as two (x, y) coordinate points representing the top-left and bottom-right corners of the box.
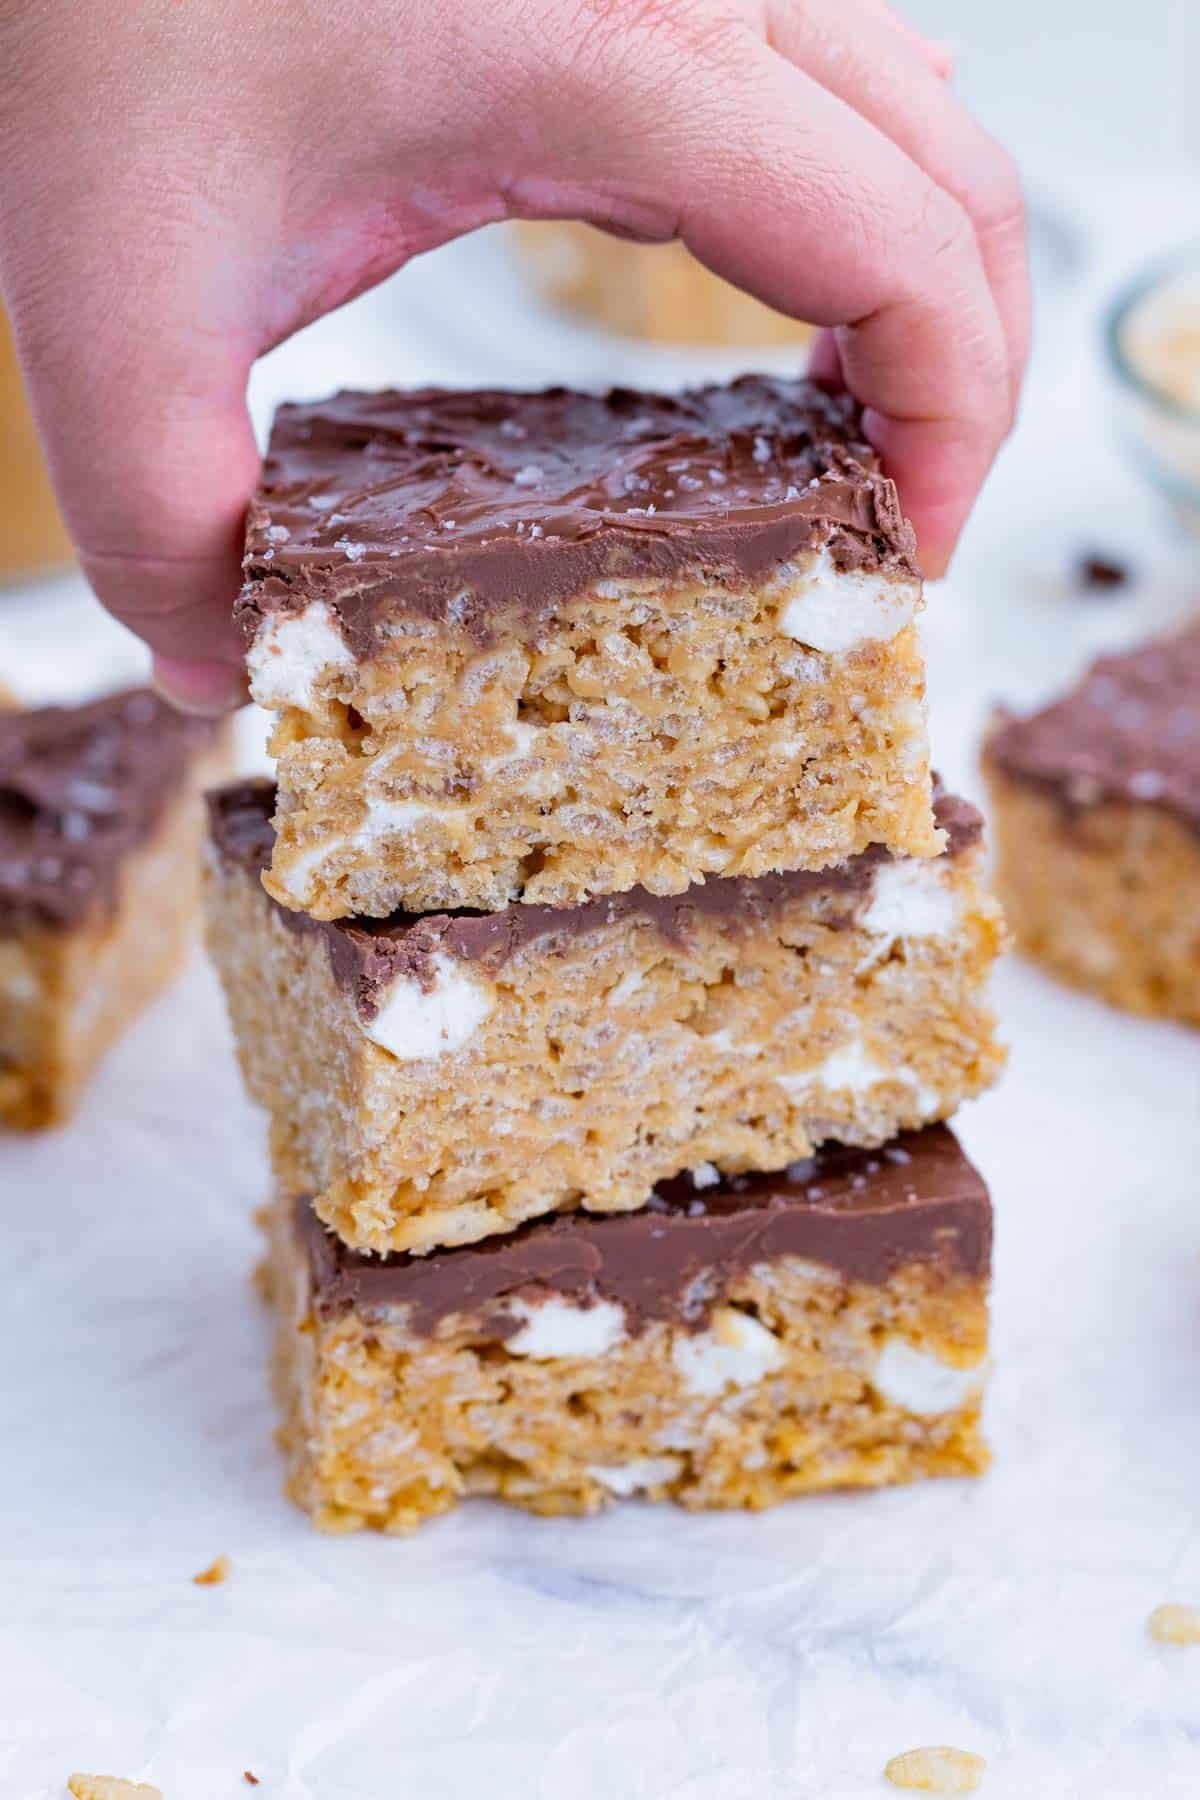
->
(861, 858), (960, 941)
(672, 1306), (785, 1396)
(274, 836), (348, 903)
(586, 1456), (683, 1496)
(505, 1296), (627, 1358)
(777, 550), (918, 654)
(247, 601), (354, 709)
(871, 1337), (986, 1416)
(357, 796), (443, 840)
(364, 951), (493, 1062)
(777, 1034), (942, 1119)
(778, 1034), (888, 1101)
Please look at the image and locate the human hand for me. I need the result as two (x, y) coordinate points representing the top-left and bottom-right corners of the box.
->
(0, 0), (1027, 712)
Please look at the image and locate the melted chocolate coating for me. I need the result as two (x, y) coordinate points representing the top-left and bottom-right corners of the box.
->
(0, 689), (216, 931)
(986, 627), (1200, 831)
(297, 1126), (990, 1335)
(238, 378), (919, 654)
(207, 780), (980, 1019)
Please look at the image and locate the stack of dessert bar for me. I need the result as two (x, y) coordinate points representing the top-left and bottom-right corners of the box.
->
(205, 376), (1006, 1533)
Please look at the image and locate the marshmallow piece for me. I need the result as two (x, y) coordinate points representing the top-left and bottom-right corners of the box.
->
(587, 1456), (683, 1496)
(672, 1305), (785, 1396)
(364, 952), (493, 1062)
(862, 858), (960, 941)
(505, 1296), (627, 1358)
(871, 1337), (986, 1416)
(247, 601), (354, 710)
(778, 550), (918, 653)
(778, 1034), (941, 1119)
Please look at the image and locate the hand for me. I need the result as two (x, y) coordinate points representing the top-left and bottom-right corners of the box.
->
(0, 0), (1028, 712)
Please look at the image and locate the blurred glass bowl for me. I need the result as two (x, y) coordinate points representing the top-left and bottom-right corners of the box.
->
(1106, 248), (1200, 534)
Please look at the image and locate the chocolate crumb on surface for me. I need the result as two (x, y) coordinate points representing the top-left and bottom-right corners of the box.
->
(237, 377), (920, 654)
(206, 780), (979, 1022)
(1076, 550), (1132, 591)
(296, 1125), (991, 1337)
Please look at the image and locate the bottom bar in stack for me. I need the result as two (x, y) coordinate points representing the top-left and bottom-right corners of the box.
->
(266, 1125), (991, 1534)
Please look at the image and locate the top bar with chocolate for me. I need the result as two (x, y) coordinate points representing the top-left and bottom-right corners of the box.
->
(239, 376), (940, 919)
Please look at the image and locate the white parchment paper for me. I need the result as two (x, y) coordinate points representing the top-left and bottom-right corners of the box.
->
(4, 175), (1200, 1799)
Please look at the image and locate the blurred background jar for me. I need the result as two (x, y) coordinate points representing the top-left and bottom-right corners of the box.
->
(0, 306), (73, 585)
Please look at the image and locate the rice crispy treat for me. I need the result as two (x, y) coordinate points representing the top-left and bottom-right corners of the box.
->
(238, 377), (940, 920)
(0, 689), (227, 1127)
(266, 1125), (991, 1532)
(512, 222), (816, 349)
(983, 627), (1200, 1021)
(205, 780), (1004, 1255)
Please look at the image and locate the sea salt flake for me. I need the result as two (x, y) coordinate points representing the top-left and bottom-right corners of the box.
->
(513, 465), (545, 487)
(333, 538), (366, 562)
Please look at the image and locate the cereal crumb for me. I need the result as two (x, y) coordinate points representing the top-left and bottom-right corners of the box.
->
(67, 1778), (163, 1799)
(243, 1776), (261, 1788)
(884, 1746), (986, 1792)
(1149, 1602), (1200, 1645)
(193, 1554), (231, 1586)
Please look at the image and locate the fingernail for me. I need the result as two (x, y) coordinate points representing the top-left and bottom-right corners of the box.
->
(153, 655), (248, 716)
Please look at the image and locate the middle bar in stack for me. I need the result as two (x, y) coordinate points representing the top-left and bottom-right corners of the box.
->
(208, 372), (1006, 1525)
(207, 777), (1003, 1254)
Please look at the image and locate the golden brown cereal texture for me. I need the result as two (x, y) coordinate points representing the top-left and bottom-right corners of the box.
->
(984, 767), (1200, 1023)
(884, 1747), (986, 1792)
(259, 558), (937, 918)
(266, 1195), (989, 1534)
(206, 841), (1005, 1254)
(513, 221), (816, 348)
(1, 749), (225, 1131)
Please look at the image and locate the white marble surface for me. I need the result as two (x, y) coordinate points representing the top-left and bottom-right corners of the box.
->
(4, 108), (1200, 1800)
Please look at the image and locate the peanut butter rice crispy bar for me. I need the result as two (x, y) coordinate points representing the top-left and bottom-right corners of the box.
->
(205, 780), (1004, 1255)
(0, 689), (226, 1128)
(239, 377), (940, 919)
(984, 626), (1200, 1021)
(267, 1126), (991, 1532)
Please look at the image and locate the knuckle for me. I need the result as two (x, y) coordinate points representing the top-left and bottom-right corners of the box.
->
(974, 143), (1027, 245)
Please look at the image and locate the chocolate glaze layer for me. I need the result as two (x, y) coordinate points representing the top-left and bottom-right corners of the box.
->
(207, 780), (980, 1021)
(1, 689), (217, 931)
(986, 627), (1200, 832)
(237, 378), (919, 655)
(296, 1126), (990, 1334)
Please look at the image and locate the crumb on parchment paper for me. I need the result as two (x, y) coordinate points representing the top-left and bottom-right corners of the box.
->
(67, 1778), (163, 1799)
(884, 1746), (986, 1792)
(1149, 1602), (1200, 1645)
(192, 1553), (231, 1586)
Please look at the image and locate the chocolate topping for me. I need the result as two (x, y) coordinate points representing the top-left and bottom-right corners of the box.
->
(207, 780), (980, 1020)
(297, 1126), (990, 1334)
(0, 689), (217, 931)
(237, 378), (919, 654)
(985, 626), (1200, 832)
